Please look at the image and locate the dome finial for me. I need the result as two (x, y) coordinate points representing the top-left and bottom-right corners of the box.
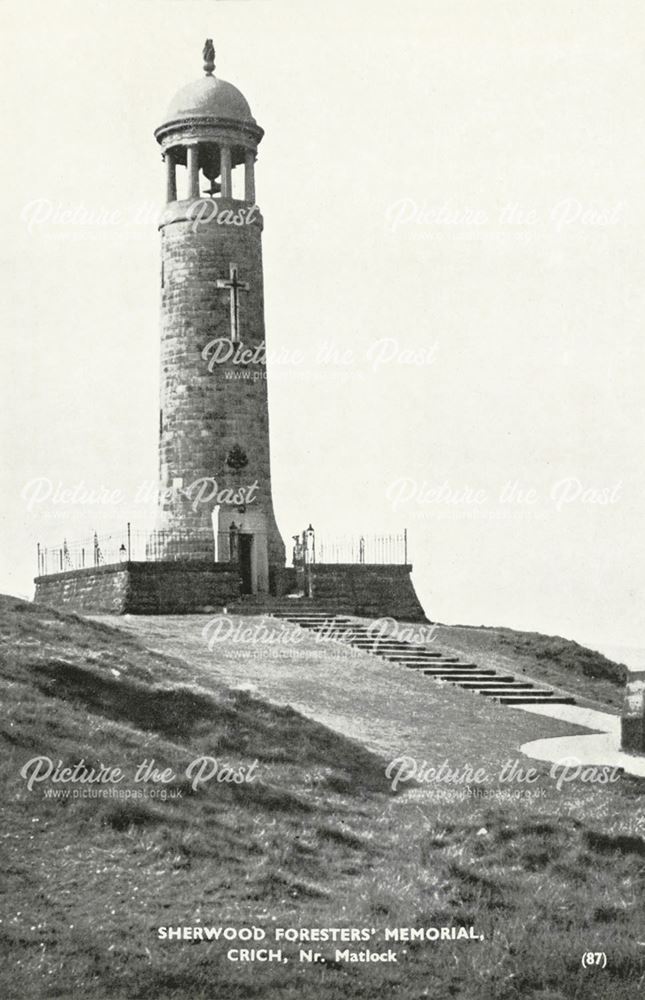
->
(203, 39), (215, 76)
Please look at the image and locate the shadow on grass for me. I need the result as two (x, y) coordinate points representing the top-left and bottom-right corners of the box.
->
(28, 658), (394, 797)
(32, 659), (217, 738)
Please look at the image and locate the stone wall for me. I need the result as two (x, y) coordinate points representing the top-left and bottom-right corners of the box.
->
(310, 564), (426, 622)
(34, 564), (130, 615)
(271, 566), (297, 597)
(34, 561), (427, 621)
(621, 669), (645, 754)
(34, 562), (242, 615)
(157, 199), (285, 572)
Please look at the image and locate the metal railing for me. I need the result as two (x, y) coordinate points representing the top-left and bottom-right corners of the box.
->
(35, 525), (255, 576)
(36, 525), (410, 576)
(295, 530), (408, 566)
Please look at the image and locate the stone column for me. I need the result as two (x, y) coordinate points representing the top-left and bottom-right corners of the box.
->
(165, 149), (177, 203)
(220, 144), (232, 198)
(244, 150), (256, 203)
(622, 669), (645, 754)
(187, 144), (200, 199)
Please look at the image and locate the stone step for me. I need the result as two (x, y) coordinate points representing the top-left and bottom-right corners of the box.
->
(334, 628), (405, 635)
(456, 678), (534, 687)
(342, 642), (445, 655)
(417, 661), (480, 670)
(423, 671), (502, 679)
(285, 618), (339, 625)
(334, 621), (408, 642)
(362, 649), (443, 657)
(476, 687), (553, 696)
(340, 635), (427, 645)
(382, 654), (461, 664)
(270, 614), (339, 621)
(340, 636), (441, 647)
(405, 660), (478, 669)
(423, 670), (506, 690)
(270, 610), (576, 708)
(358, 645), (445, 656)
(292, 616), (353, 623)
(336, 633), (424, 641)
(333, 628), (402, 635)
(280, 618), (343, 631)
(452, 674), (524, 691)
(414, 662), (481, 671)
(374, 656), (470, 668)
(276, 611), (345, 618)
(377, 651), (452, 660)
(405, 663), (479, 672)
(288, 618), (354, 626)
(497, 695), (576, 704)
(271, 608), (351, 616)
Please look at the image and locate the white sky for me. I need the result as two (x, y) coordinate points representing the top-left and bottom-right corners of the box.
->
(1, 0), (644, 653)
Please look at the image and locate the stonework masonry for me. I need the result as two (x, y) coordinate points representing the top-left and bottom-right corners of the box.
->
(34, 562), (241, 615)
(157, 199), (284, 577)
(310, 565), (427, 622)
(152, 58), (286, 593)
(34, 562), (426, 620)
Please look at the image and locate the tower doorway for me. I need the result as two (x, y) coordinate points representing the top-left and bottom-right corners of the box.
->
(239, 534), (254, 594)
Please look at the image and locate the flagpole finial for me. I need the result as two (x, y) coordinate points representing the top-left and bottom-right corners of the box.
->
(203, 39), (215, 76)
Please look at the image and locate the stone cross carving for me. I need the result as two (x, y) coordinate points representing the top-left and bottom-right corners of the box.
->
(216, 263), (249, 342)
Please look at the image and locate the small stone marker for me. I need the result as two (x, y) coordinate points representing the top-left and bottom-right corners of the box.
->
(622, 669), (645, 754)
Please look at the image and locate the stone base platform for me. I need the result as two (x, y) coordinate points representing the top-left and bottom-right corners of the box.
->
(308, 564), (426, 622)
(34, 561), (427, 621)
(33, 561), (242, 615)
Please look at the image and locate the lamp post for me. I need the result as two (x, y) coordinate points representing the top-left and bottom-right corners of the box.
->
(304, 524), (315, 564)
(303, 524), (315, 598)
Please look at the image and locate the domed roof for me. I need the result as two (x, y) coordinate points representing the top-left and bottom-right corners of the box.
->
(163, 75), (256, 126)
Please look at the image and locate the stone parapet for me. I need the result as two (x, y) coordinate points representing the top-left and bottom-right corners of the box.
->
(34, 562), (242, 615)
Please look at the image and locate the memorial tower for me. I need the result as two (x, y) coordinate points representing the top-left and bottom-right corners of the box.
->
(154, 40), (285, 594)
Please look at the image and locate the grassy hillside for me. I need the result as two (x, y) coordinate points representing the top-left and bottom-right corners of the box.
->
(0, 595), (643, 1000)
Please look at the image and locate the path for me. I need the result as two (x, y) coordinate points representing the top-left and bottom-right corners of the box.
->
(519, 703), (645, 777)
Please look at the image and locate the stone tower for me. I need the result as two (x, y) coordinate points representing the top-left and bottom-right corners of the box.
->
(153, 39), (285, 594)
(33, 38), (426, 622)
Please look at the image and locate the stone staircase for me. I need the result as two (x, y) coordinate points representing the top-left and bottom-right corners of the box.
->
(226, 594), (361, 617)
(269, 610), (576, 707)
(226, 585), (427, 621)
